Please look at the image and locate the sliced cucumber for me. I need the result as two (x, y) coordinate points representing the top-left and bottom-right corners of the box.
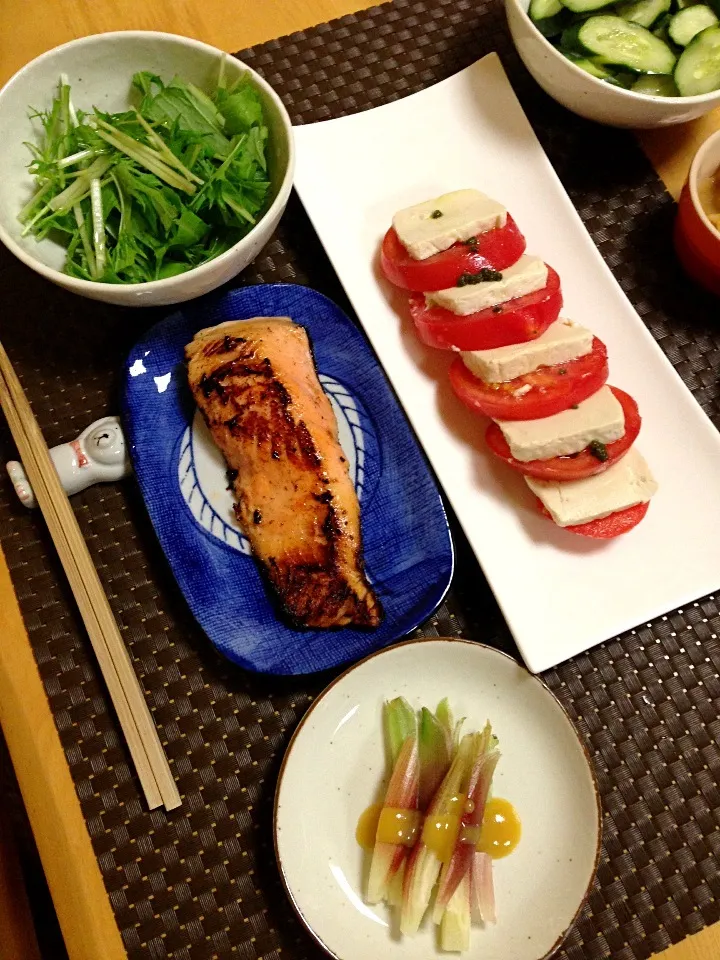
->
(565, 53), (620, 75)
(651, 12), (672, 34)
(572, 15), (678, 71)
(651, 14), (680, 45)
(535, 10), (572, 35)
(559, 0), (616, 14)
(617, 0), (671, 27)
(631, 71), (681, 90)
(538, 14), (571, 35)
(529, 0), (717, 94)
(560, 23), (585, 49)
(668, 4), (718, 43)
(530, 0), (563, 18)
(614, 67), (645, 82)
(567, 9), (604, 19)
(564, 52), (638, 81)
(530, 0), (571, 35)
(674, 24), (720, 91)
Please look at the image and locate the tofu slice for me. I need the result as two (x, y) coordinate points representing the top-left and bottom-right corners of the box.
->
(462, 319), (594, 384)
(496, 386), (625, 462)
(526, 447), (657, 527)
(426, 256), (548, 316)
(392, 189), (507, 261)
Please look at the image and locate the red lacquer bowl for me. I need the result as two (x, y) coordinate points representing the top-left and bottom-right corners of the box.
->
(674, 130), (720, 297)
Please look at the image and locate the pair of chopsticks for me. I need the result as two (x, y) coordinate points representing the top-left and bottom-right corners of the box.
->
(0, 342), (180, 812)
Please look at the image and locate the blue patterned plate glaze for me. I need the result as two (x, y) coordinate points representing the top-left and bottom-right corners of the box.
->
(122, 284), (453, 675)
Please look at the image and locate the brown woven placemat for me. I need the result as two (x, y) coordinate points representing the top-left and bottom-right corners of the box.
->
(1, 1), (720, 958)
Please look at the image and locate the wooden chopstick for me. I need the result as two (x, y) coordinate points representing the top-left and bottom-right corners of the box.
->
(0, 343), (181, 811)
(0, 354), (176, 810)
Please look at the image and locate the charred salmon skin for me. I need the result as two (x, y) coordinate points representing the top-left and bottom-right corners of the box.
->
(185, 317), (382, 629)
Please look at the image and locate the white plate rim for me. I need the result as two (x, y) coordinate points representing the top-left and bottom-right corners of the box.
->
(273, 636), (603, 960)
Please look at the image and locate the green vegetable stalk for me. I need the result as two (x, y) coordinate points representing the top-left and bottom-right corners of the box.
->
(19, 69), (272, 284)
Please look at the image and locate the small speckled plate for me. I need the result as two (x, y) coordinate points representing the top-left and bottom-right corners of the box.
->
(274, 638), (601, 960)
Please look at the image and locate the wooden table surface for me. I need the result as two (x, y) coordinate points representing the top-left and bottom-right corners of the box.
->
(1, 1), (719, 959)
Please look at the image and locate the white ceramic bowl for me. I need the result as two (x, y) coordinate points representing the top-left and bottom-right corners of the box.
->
(0, 32), (295, 306)
(275, 638), (601, 960)
(505, 0), (720, 128)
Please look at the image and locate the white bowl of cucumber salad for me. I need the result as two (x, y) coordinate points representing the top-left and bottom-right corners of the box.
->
(506, 0), (720, 127)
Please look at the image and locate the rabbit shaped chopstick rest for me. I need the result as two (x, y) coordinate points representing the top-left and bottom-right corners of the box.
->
(7, 416), (132, 508)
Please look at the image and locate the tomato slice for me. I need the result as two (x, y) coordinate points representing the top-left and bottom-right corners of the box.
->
(537, 500), (650, 539)
(380, 216), (527, 292)
(449, 336), (609, 421)
(409, 266), (562, 351)
(485, 387), (640, 481)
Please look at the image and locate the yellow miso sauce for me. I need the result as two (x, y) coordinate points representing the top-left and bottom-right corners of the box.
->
(698, 172), (720, 231)
(422, 793), (474, 863)
(356, 802), (383, 850)
(477, 797), (522, 859)
(355, 803), (422, 850)
(356, 795), (521, 860)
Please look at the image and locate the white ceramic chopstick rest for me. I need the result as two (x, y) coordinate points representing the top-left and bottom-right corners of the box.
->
(6, 416), (131, 508)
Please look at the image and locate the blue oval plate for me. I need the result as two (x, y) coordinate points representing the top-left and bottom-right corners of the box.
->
(122, 284), (453, 675)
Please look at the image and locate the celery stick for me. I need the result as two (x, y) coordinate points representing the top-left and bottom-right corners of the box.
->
(386, 860), (405, 908)
(433, 726), (499, 922)
(400, 733), (480, 935)
(471, 852), (496, 924)
(440, 874), (471, 952)
(418, 707), (452, 810)
(384, 697), (416, 765)
(435, 698), (454, 750)
(366, 733), (419, 904)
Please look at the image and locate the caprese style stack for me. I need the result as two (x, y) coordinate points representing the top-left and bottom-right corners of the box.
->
(380, 189), (658, 539)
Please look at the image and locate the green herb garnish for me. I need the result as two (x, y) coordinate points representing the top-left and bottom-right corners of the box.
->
(463, 236), (478, 248)
(430, 209), (443, 219)
(19, 69), (271, 284)
(588, 440), (609, 462)
(456, 268), (503, 286)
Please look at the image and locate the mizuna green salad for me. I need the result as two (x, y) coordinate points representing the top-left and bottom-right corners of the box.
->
(530, 0), (720, 96)
(357, 698), (521, 952)
(19, 69), (271, 283)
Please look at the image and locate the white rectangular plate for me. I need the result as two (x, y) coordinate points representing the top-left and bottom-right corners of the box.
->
(293, 52), (720, 673)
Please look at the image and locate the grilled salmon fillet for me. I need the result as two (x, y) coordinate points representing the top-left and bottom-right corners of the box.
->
(185, 317), (382, 629)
